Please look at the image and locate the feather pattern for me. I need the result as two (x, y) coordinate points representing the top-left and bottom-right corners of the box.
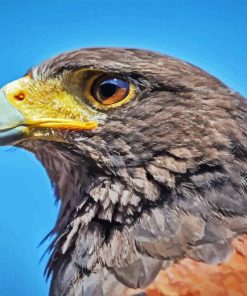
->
(18, 48), (247, 295)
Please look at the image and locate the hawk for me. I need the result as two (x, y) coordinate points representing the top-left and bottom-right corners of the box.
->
(0, 48), (247, 296)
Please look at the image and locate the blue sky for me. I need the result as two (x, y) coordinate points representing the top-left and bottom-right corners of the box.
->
(0, 1), (246, 295)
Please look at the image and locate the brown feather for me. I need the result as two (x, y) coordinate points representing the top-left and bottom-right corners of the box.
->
(17, 48), (247, 295)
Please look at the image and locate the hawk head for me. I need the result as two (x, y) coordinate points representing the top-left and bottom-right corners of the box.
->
(1, 48), (247, 295)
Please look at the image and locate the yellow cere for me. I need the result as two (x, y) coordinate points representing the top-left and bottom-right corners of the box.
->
(3, 76), (100, 131)
(83, 73), (136, 110)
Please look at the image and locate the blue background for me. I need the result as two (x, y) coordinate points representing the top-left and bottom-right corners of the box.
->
(0, 1), (246, 295)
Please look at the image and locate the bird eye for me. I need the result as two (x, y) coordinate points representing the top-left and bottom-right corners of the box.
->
(92, 75), (130, 106)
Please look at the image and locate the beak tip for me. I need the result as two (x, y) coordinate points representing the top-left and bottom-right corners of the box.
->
(0, 88), (26, 145)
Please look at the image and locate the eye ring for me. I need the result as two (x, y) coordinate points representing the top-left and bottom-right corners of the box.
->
(83, 73), (136, 109)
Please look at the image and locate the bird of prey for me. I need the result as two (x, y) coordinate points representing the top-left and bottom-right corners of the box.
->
(1, 48), (247, 296)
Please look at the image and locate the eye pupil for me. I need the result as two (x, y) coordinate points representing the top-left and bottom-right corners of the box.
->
(99, 82), (118, 99)
(92, 76), (130, 105)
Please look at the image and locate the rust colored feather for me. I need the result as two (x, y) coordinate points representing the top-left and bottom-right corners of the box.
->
(141, 235), (247, 296)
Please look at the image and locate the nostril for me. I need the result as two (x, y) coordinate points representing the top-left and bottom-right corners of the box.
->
(14, 92), (25, 101)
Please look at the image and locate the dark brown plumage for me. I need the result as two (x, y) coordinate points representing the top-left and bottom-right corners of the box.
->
(1, 48), (247, 296)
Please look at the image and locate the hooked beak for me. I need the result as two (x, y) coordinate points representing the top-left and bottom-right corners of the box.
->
(0, 88), (28, 145)
(0, 76), (100, 146)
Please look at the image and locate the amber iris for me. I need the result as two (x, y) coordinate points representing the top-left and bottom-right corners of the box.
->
(92, 76), (130, 105)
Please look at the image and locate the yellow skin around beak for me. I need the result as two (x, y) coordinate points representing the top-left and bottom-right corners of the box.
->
(5, 76), (99, 130)
(0, 76), (100, 145)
